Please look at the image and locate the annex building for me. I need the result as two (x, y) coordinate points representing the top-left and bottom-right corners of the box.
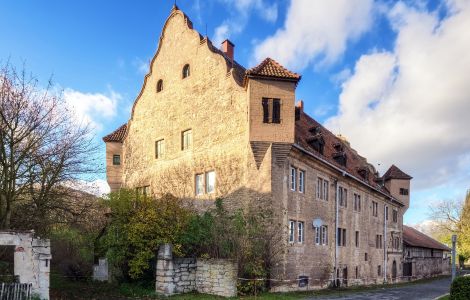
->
(103, 6), (448, 291)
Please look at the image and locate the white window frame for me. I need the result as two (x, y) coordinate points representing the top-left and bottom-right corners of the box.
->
(321, 225), (328, 245)
(289, 220), (295, 243)
(298, 221), (304, 243)
(290, 166), (297, 191)
(182, 129), (192, 150)
(299, 169), (305, 193)
(195, 173), (204, 196)
(205, 171), (216, 194)
(314, 226), (320, 245)
(155, 139), (165, 159)
(323, 179), (329, 201)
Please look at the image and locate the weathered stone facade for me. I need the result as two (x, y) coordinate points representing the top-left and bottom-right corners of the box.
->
(156, 244), (237, 297)
(104, 5), (421, 293)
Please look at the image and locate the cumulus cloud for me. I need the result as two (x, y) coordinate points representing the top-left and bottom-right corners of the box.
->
(64, 88), (121, 131)
(212, 0), (278, 46)
(65, 179), (111, 197)
(253, 0), (374, 70)
(325, 0), (470, 190)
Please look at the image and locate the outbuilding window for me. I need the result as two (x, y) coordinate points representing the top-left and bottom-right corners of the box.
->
(112, 154), (120, 165)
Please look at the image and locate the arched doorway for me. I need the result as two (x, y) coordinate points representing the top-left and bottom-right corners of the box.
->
(392, 260), (397, 280)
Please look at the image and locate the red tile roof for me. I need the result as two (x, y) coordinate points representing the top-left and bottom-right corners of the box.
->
(246, 58), (301, 82)
(403, 225), (451, 251)
(383, 164), (413, 181)
(295, 110), (390, 193)
(103, 124), (127, 143)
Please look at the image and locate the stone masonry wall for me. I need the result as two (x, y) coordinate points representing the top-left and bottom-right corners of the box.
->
(195, 259), (238, 297)
(156, 244), (237, 297)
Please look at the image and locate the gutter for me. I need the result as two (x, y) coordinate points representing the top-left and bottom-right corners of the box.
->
(293, 144), (403, 207)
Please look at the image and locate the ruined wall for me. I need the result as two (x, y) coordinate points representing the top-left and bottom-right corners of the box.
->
(0, 231), (51, 300)
(155, 244), (237, 297)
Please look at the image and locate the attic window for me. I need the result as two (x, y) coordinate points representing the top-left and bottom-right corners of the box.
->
(333, 152), (347, 167)
(333, 143), (343, 152)
(400, 188), (409, 196)
(307, 136), (325, 155)
(182, 64), (190, 79)
(157, 79), (163, 92)
(262, 98), (281, 124)
(358, 168), (369, 180)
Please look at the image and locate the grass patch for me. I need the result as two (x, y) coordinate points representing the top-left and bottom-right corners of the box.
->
(49, 275), (450, 300)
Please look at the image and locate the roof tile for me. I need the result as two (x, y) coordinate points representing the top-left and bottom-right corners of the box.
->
(103, 123), (127, 143)
(246, 58), (301, 82)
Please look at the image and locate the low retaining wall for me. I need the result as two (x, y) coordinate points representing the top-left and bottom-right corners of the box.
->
(156, 244), (237, 297)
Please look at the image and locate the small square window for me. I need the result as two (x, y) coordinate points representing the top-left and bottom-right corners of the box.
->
(112, 154), (120, 165)
(182, 129), (192, 150)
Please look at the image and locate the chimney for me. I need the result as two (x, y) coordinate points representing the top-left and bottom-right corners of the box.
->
(296, 100), (304, 111)
(221, 39), (235, 62)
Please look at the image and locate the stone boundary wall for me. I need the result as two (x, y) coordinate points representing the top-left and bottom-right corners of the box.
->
(155, 244), (237, 297)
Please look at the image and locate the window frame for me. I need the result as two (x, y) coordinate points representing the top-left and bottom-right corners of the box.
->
(289, 220), (295, 243)
(299, 169), (305, 193)
(205, 170), (216, 194)
(195, 173), (204, 196)
(181, 129), (192, 151)
(355, 231), (359, 248)
(155, 139), (165, 159)
(354, 193), (361, 212)
(298, 221), (304, 244)
(112, 154), (121, 166)
(290, 166), (297, 191)
(182, 64), (190, 79)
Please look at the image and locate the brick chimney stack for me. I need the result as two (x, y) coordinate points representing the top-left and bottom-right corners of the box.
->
(221, 39), (235, 62)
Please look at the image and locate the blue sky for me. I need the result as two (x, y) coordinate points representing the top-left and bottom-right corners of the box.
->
(2, 0), (470, 225)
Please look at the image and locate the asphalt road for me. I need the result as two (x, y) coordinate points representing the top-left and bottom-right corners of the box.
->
(307, 277), (451, 300)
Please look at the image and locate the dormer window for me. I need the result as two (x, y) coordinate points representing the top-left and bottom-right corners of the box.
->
(157, 79), (163, 92)
(182, 64), (190, 79)
(333, 152), (347, 166)
(358, 167), (369, 180)
(262, 98), (281, 124)
(399, 188), (409, 195)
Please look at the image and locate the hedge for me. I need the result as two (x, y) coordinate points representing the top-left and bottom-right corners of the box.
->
(450, 276), (470, 300)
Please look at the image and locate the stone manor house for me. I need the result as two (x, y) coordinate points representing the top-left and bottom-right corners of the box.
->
(103, 6), (447, 290)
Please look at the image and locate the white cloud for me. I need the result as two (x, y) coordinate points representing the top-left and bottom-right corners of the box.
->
(212, 0), (278, 46)
(253, 0), (374, 70)
(325, 0), (470, 190)
(64, 88), (120, 131)
(65, 179), (111, 197)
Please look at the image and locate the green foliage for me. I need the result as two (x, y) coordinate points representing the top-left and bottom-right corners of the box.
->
(450, 276), (470, 300)
(104, 190), (193, 280)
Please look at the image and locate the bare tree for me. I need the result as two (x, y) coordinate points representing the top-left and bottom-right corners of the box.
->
(0, 62), (98, 233)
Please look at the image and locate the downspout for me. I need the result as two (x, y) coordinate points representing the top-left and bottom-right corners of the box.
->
(384, 205), (388, 283)
(334, 179), (339, 286)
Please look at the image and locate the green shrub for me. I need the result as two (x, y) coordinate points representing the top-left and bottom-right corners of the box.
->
(450, 276), (470, 300)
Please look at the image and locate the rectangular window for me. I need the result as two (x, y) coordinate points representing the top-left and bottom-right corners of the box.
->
(205, 171), (216, 194)
(321, 225), (328, 245)
(339, 187), (347, 207)
(289, 220), (295, 243)
(378, 265), (382, 276)
(314, 226), (320, 245)
(155, 139), (165, 159)
(372, 201), (378, 217)
(182, 129), (192, 150)
(272, 98), (281, 123)
(298, 221), (304, 243)
(355, 266), (359, 279)
(262, 97), (282, 124)
(393, 209), (398, 223)
(355, 231), (359, 247)
(299, 170), (305, 193)
(262, 98), (269, 123)
(400, 188), (409, 195)
(323, 179), (329, 201)
(354, 193), (361, 211)
(365, 253), (368, 261)
(385, 206), (389, 221)
(337, 228), (346, 246)
(376, 234), (383, 249)
(195, 174), (204, 195)
(112, 154), (121, 165)
(290, 167), (297, 191)
(317, 178), (322, 199)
